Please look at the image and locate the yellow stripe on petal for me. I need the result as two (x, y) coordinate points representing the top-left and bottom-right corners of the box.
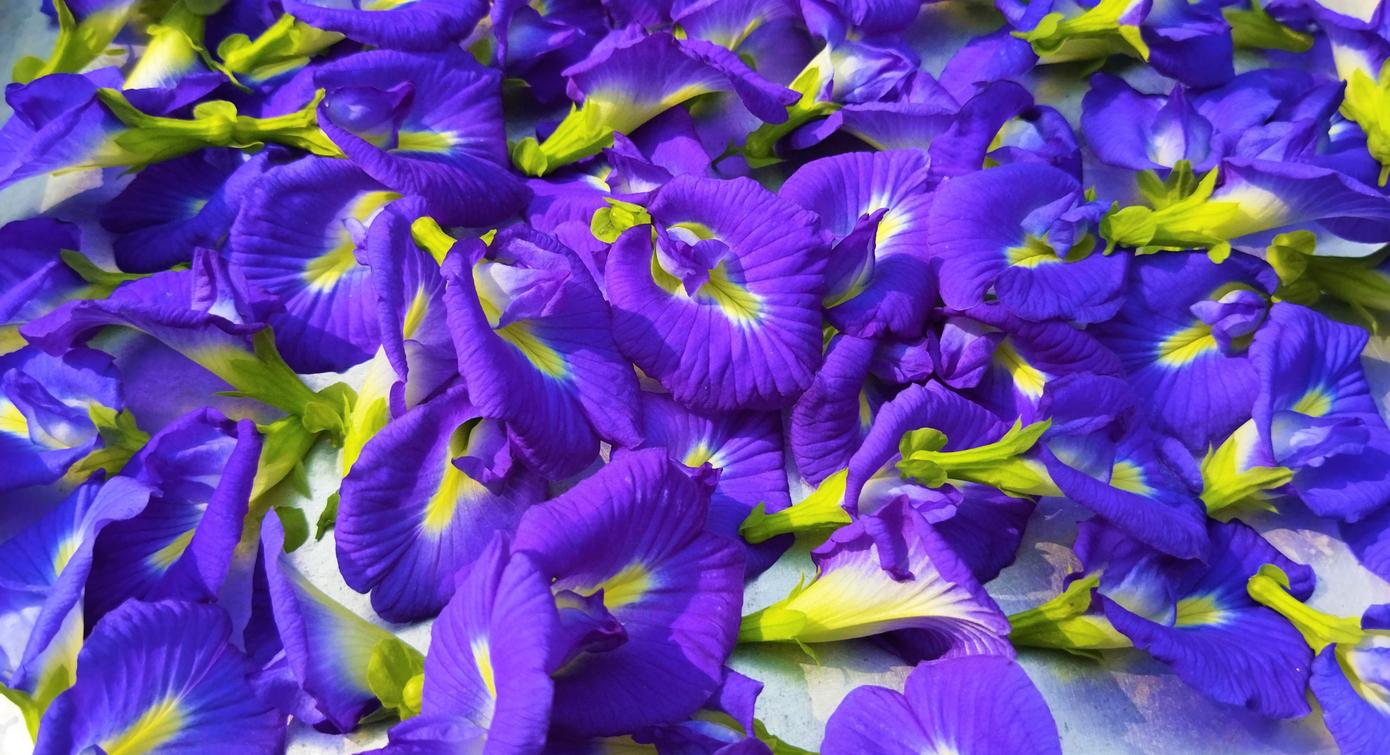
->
(1292, 386), (1333, 417)
(52, 533), (80, 577)
(583, 563), (654, 611)
(395, 130), (455, 154)
(1006, 235), (1062, 268)
(497, 321), (569, 378)
(471, 638), (497, 699)
(1175, 594), (1231, 627)
(1109, 460), (1152, 495)
(0, 399), (28, 439)
(696, 262), (763, 324)
(682, 441), (723, 468)
(994, 339), (1047, 399)
(146, 529), (196, 572)
(101, 696), (184, 755)
(422, 425), (486, 534)
(1156, 323), (1218, 367)
(303, 191), (400, 290)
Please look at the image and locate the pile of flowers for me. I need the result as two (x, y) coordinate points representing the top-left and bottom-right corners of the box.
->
(4, 0), (1390, 752)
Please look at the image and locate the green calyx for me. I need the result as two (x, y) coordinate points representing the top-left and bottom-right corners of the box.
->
(1223, 1), (1314, 53)
(365, 637), (426, 723)
(95, 87), (342, 168)
(211, 330), (356, 445)
(1340, 60), (1390, 187)
(1013, 0), (1149, 64)
(742, 60), (837, 168)
(896, 419), (1060, 497)
(1200, 428), (1292, 520)
(12, 0), (131, 84)
(1100, 162), (1237, 261)
(215, 13), (343, 87)
(63, 404), (150, 484)
(1267, 230), (1390, 319)
(1247, 564), (1363, 653)
(1007, 574), (1132, 656)
(739, 469), (851, 544)
(591, 198), (653, 243)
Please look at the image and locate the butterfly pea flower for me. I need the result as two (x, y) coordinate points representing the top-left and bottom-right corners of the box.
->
(1100, 520), (1316, 717)
(625, 391), (790, 574)
(0, 219), (88, 352)
(607, 175), (828, 412)
(1327, 26), (1390, 185)
(770, 378), (1038, 576)
(83, 409), (260, 623)
(510, 449), (745, 736)
(1092, 252), (1276, 453)
(283, 0), (486, 51)
(1249, 302), (1390, 521)
(228, 156), (395, 374)
(212, 11), (345, 88)
(780, 150), (938, 339)
(488, 0), (609, 105)
(1011, 0), (1150, 66)
(313, 49), (531, 227)
(1248, 565), (1390, 752)
(742, 35), (915, 166)
(442, 225), (640, 479)
(821, 655), (1060, 755)
(12, 0), (137, 84)
(788, 333), (896, 487)
(1100, 158), (1390, 259)
(337, 384), (545, 623)
(21, 248), (354, 441)
(572, 667), (796, 753)
(959, 304), (1124, 423)
(741, 497), (1012, 660)
(121, 0), (229, 112)
(36, 601), (286, 754)
(512, 27), (798, 176)
(101, 149), (269, 274)
(1014, 519), (1315, 718)
(1034, 373), (1210, 558)
(259, 515), (422, 732)
(672, 0), (800, 51)
(1082, 74), (1219, 173)
(377, 534), (557, 754)
(0, 347), (131, 494)
(359, 200), (457, 426)
(0, 476), (151, 734)
(929, 162), (1126, 324)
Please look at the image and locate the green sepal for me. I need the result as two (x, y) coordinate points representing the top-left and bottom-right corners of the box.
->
(590, 198), (653, 243)
(60, 249), (159, 295)
(94, 87), (341, 169)
(215, 13), (343, 86)
(212, 330), (354, 443)
(316, 491), (339, 541)
(1200, 430), (1291, 520)
(1223, 1), (1314, 52)
(366, 637), (426, 722)
(12, 0), (130, 84)
(1100, 164), (1237, 256)
(737, 575), (811, 643)
(511, 101), (617, 177)
(753, 718), (816, 755)
(249, 415), (320, 502)
(410, 217), (458, 264)
(273, 504), (310, 552)
(1247, 564), (1363, 653)
(1007, 574), (1131, 656)
(739, 469), (850, 544)
(1012, 0), (1149, 64)
(896, 419), (1059, 497)
(63, 405), (149, 484)
(1340, 60), (1390, 188)
(742, 62), (837, 168)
